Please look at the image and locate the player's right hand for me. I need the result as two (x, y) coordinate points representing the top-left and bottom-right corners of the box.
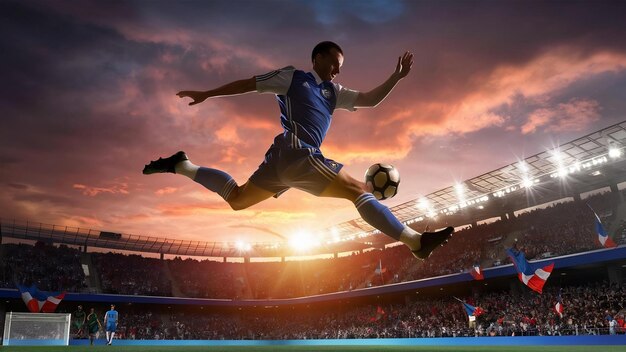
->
(176, 91), (208, 106)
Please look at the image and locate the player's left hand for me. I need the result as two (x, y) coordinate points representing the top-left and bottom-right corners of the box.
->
(395, 51), (413, 79)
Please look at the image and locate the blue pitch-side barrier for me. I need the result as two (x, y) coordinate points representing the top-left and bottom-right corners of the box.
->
(68, 335), (626, 346)
(1, 246), (624, 306)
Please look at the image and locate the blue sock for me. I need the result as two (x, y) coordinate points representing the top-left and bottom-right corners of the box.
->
(354, 193), (405, 240)
(194, 167), (238, 201)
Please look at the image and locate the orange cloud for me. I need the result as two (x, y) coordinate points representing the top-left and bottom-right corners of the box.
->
(522, 98), (601, 134)
(326, 47), (626, 164)
(215, 123), (242, 144)
(155, 187), (179, 196)
(73, 182), (129, 197)
(58, 215), (105, 228)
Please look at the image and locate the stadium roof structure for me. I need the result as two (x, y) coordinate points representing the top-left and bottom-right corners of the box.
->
(2, 121), (626, 258)
(329, 120), (626, 239)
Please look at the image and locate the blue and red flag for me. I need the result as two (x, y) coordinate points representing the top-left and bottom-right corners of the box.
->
(463, 302), (484, 317)
(554, 288), (564, 318)
(17, 284), (66, 313)
(454, 297), (484, 318)
(506, 247), (554, 294)
(588, 205), (617, 248)
(469, 263), (484, 280)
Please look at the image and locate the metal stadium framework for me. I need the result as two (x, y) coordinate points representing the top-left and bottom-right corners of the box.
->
(1, 121), (626, 258)
(331, 121), (626, 236)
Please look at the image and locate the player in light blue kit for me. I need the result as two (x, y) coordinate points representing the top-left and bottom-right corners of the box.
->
(103, 304), (118, 345)
(144, 41), (453, 259)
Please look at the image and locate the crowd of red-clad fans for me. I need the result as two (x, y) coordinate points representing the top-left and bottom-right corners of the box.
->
(64, 281), (625, 340)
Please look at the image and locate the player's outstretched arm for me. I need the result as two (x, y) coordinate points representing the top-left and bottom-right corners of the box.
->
(177, 77), (257, 106)
(354, 51), (413, 108)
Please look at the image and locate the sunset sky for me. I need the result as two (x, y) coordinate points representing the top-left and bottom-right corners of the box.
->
(1, 0), (626, 245)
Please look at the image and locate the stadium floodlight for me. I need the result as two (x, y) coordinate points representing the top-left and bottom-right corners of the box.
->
(265, 243), (280, 250)
(609, 147), (622, 158)
(521, 177), (534, 189)
(289, 230), (320, 251)
(235, 241), (251, 252)
(518, 161), (529, 173)
(568, 161), (581, 173)
(330, 228), (341, 243)
(454, 183), (465, 196)
(550, 149), (563, 162)
(417, 197), (430, 210)
(493, 190), (505, 197)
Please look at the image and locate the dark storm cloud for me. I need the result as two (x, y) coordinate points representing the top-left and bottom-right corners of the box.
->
(0, 1), (169, 150)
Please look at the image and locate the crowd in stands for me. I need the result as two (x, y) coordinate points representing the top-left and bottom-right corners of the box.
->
(71, 281), (624, 340)
(2, 189), (625, 341)
(91, 253), (172, 297)
(164, 190), (623, 299)
(1, 191), (623, 299)
(0, 242), (86, 292)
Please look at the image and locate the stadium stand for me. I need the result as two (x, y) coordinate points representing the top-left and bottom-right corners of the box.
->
(0, 190), (623, 299)
(1, 123), (625, 342)
(48, 281), (624, 340)
(91, 253), (172, 296)
(0, 242), (86, 292)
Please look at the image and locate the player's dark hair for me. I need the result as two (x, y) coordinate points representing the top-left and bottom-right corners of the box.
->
(311, 41), (343, 63)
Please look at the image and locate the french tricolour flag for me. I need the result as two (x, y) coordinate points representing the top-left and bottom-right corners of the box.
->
(469, 263), (484, 280)
(588, 205), (617, 248)
(554, 289), (564, 318)
(454, 297), (484, 319)
(462, 302), (484, 318)
(17, 284), (66, 313)
(506, 248), (554, 294)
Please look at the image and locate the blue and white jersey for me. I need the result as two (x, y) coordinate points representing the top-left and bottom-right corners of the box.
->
(256, 66), (359, 149)
(104, 310), (118, 324)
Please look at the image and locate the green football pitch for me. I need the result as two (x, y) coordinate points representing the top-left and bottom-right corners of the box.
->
(2, 346), (626, 352)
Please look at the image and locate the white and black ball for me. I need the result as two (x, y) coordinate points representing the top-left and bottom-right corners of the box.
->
(365, 163), (400, 200)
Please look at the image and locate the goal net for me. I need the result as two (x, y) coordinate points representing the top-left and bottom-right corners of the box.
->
(3, 312), (71, 346)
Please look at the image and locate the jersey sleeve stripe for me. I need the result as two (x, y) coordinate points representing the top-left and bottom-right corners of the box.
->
(255, 70), (281, 82)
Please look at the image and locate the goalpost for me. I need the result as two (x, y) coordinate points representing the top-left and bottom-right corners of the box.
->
(3, 312), (71, 346)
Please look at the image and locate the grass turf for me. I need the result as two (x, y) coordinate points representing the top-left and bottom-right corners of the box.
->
(2, 346), (626, 352)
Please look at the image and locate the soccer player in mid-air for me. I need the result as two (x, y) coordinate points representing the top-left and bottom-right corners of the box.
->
(144, 41), (453, 259)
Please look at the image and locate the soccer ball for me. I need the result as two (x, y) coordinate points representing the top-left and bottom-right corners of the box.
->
(365, 163), (400, 200)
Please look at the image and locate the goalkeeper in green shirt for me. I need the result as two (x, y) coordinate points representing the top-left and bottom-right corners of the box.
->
(72, 305), (86, 338)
